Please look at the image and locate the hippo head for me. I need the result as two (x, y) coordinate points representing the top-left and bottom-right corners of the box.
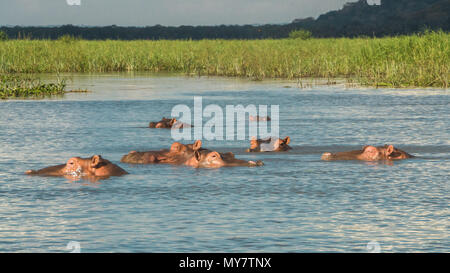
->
(63, 155), (128, 177)
(321, 145), (413, 161)
(149, 117), (192, 129)
(247, 136), (291, 152)
(121, 140), (203, 164)
(378, 145), (413, 160)
(63, 157), (86, 175)
(120, 150), (161, 164)
(149, 117), (176, 128)
(159, 140), (203, 164)
(186, 150), (264, 168)
(26, 155), (128, 178)
(86, 155), (128, 177)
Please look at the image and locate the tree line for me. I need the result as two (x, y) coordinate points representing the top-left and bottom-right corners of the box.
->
(0, 0), (448, 40)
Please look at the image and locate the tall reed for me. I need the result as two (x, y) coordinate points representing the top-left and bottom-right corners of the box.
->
(0, 31), (448, 88)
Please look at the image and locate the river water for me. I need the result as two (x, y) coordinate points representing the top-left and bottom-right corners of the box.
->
(0, 73), (448, 252)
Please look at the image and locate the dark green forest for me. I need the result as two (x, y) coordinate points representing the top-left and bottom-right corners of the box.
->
(1, 0), (448, 40)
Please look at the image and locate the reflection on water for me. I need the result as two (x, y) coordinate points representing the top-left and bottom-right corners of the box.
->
(0, 73), (448, 252)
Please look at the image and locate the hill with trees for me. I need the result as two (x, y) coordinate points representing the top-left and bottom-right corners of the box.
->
(301, 0), (450, 37)
(0, 0), (448, 40)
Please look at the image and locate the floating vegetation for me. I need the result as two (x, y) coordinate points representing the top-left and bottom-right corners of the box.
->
(0, 31), (448, 88)
(0, 74), (66, 99)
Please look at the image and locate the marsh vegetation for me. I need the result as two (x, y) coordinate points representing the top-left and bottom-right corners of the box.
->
(0, 74), (66, 99)
(0, 31), (448, 91)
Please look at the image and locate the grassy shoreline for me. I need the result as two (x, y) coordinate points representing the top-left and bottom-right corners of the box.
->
(0, 31), (448, 88)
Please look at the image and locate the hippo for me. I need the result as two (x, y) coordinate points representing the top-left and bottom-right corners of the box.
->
(121, 140), (203, 164)
(185, 150), (264, 168)
(25, 155), (128, 178)
(249, 115), (271, 122)
(321, 145), (414, 161)
(149, 117), (173, 128)
(149, 117), (192, 129)
(246, 136), (291, 152)
(122, 140), (263, 168)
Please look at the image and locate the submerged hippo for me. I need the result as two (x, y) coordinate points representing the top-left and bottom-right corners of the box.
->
(121, 140), (203, 164)
(25, 155), (128, 178)
(149, 117), (192, 129)
(321, 145), (414, 161)
(185, 150), (264, 168)
(249, 115), (271, 122)
(122, 140), (263, 168)
(246, 136), (291, 152)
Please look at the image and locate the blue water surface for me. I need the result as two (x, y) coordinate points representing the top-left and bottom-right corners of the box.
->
(0, 73), (448, 252)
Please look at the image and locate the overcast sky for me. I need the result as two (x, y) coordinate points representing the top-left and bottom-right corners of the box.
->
(0, 0), (380, 27)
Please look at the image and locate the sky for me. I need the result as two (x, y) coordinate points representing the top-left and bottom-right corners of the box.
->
(0, 0), (381, 27)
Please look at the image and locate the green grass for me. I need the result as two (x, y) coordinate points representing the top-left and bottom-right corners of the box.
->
(0, 31), (448, 88)
(0, 74), (66, 99)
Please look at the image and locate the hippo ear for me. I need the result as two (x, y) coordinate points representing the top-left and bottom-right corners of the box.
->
(385, 145), (394, 155)
(170, 118), (177, 126)
(91, 155), (102, 168)
(194, 150), (201, 162)
(193, 140), (202, 151)
(284, 136), (291, 145)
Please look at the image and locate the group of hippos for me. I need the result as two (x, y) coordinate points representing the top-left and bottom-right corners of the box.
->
(25, 116), (414, 180)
